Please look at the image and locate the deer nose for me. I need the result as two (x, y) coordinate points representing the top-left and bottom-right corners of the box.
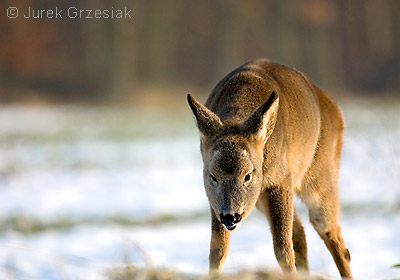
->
(220, 213), (242, 227)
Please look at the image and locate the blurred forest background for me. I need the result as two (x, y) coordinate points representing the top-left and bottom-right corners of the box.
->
(1, 0), (399, 104)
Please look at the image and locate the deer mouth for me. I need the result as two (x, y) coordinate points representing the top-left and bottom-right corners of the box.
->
(223, 223), (240, 231)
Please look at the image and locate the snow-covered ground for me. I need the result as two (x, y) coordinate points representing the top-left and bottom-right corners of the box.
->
(0, 100), (399, 280)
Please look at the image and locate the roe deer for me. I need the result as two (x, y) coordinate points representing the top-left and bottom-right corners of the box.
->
(187, 59), (352, 279)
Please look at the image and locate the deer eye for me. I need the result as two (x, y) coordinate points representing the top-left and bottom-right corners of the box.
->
(244, 173), (252, 182)
(210, 173), (218, 185)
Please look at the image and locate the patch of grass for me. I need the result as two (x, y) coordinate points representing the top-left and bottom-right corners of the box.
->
(108, 265), (187, 280)
(0, 212), (210, 234)
(0, 216), (77, 234)
(107, 264), (325, 280)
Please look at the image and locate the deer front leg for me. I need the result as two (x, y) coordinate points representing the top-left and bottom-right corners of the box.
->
(265, 186), (296, 272)
(209, 208), (231, 274)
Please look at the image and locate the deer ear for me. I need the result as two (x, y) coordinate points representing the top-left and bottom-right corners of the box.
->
(187, 94), (223, 140)
(241, 92), (279, 144)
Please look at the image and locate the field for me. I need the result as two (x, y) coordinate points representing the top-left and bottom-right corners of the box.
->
(0, 98), (399, 280)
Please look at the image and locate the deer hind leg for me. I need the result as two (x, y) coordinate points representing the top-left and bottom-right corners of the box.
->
(309, 203), (352, 279)
(299, 175), (352, 279)
(292, 210), (309, 272)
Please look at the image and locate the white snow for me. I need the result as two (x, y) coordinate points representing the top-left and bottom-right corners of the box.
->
(0, 102), (399, 279)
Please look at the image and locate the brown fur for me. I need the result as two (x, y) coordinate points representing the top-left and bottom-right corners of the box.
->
(187, 59), (352, 279)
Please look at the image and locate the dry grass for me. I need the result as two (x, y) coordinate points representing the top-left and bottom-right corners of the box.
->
(107, 264), (326, 280)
